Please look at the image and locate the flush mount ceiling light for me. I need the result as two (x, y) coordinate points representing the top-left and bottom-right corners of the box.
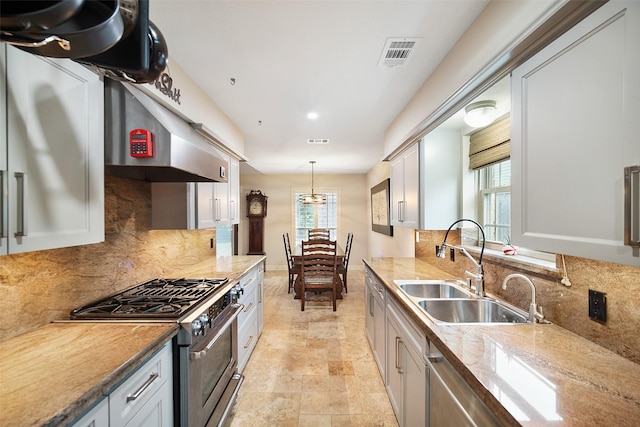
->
(299, 161), (327, 204)
(464, 100), (498, 128)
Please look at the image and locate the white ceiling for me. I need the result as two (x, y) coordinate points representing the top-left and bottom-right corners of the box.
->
(149, 0), (490, 175)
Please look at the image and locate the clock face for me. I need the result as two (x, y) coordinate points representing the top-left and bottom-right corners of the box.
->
(249, 199), (263, 215)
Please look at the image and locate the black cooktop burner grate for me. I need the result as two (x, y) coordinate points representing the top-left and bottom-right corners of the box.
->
(70, 277), (229, 319)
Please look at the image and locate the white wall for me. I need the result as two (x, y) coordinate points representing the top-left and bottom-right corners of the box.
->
(384, 0), (559, 157)
(239, 173), (369, 271)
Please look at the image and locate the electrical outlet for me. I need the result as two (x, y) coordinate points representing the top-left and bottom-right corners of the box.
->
(588, 289), (606, 322)
(450, 248), (455, 262)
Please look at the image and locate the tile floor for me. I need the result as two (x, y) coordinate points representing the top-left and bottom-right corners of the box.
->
(225, 270), (398, 427)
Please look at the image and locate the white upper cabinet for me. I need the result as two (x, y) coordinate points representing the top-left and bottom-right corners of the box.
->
(390, 143), (419, 228)
(2, 46), (104, 255)
(228, 157), (240, 224)
(420, 131), (460, 230)
(1, 45), (7, 255)
(511, 0), (640, 266)
(390, 134), (460, 230)
(152, 154), (239, 229)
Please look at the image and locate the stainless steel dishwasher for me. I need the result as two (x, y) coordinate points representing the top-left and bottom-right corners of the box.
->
(427, 342), (501, 426)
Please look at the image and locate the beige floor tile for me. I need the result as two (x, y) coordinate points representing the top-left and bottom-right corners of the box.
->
(226, 271), (398, 427)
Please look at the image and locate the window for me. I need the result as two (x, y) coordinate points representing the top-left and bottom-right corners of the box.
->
(294, 191), (338, 246)
(478, 159), (511, 243)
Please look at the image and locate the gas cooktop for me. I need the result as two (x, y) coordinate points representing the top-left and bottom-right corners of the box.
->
(70, 277), (229, 320)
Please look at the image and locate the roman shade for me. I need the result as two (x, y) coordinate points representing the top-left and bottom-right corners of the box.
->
(469, 114), (510, 169)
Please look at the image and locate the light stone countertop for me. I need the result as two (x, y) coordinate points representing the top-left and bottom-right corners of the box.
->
(0, 255), (266, 427)
(363, 257), (640, 427)
(0, 323), (178, 427)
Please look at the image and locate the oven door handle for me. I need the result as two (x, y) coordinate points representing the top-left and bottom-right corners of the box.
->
(190, 303), (244, 360)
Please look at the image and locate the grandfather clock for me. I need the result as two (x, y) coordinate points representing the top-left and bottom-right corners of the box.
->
(246, 190), (267, 255)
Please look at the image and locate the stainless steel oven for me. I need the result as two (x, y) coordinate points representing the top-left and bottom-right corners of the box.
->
(69, 277), (245, 427)
(177, 285), (244, 427)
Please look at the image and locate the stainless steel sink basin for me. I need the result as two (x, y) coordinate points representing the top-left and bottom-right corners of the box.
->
(395, 280), (473, 299)
(417, 298), (528, 324)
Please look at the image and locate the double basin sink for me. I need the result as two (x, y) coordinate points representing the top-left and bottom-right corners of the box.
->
(396, 280), (530, 325)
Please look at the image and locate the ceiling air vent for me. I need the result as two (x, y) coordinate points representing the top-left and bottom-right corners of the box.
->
(307, 138), (330, 145)
(378, 37), (421, 69)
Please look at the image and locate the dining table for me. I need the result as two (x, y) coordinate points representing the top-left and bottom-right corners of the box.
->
(292, 242), (345, 300)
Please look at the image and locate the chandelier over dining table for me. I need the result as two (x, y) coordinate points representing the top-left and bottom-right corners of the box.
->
(300, 160), (327, 204)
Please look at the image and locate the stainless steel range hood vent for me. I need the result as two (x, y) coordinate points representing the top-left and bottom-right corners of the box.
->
(105, 79), (228, 182)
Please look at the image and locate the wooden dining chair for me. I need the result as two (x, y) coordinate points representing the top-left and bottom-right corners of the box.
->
(300, 239), (339, 311)
(338, 232), (353, 293)
(308, 228), (330, 240)
(283, 232), (298, 293)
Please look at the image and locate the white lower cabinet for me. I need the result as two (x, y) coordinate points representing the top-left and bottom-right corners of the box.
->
(71, 397), (109, 427)
(109, 342), (173, 427)
(385, 296), (427, 427)
(365, 267), (386, 379)
(236, 263), (263, 373)
(256, 261), (265, 334)
(71, 341), (173, 427)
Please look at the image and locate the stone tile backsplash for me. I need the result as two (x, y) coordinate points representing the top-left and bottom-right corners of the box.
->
(0, 176), (216, 342)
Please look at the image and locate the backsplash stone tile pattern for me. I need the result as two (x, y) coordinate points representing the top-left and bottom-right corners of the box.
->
(416, 230), (640, 364)
(0, 176), (216, 342)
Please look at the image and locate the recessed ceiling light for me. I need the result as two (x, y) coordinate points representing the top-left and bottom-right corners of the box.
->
(307, 112), (318, 120)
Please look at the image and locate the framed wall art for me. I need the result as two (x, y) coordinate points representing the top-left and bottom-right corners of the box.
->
(371, 179), (393, 236)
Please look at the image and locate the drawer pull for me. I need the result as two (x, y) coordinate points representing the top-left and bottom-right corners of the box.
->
(126, 372), (158, 402)
(244, 335), (254, 349)
(243, 302), (253, 312)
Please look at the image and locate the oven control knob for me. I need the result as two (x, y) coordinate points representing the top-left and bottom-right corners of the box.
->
(192, 319), (203, 336)
(199, 313), (210, 327)
(234, 284), (244, 295)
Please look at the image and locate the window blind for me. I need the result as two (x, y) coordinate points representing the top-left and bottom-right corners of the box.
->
(469, 114), (510, 170)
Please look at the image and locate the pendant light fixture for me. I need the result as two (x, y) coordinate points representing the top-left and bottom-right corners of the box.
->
(299, 161), (327, 204)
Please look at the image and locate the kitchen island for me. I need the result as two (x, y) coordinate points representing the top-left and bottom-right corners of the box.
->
(0, 255), (265, 427)
(364, 257), (640, 426)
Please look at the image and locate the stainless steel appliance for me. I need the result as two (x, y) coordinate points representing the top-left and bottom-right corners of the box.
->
(104, 79), (229, 183)
(70, 277), (244, 427)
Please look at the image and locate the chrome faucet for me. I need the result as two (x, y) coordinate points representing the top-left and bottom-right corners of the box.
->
(502, 273), (544, 323)
(437, 219), (486, 297)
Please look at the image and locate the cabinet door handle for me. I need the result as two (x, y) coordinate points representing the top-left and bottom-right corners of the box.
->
(395, 336), (404, 374)
(14, 172), (27, 237)
(369, 294), (374, 316)
(126, 372), (158, 402)
(244, 335), (255, 349)
(230, 200), (235, 220)
(624, 166), (640, 249)
(1, 171), (6, 238)
(215, 198), (222, 221)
